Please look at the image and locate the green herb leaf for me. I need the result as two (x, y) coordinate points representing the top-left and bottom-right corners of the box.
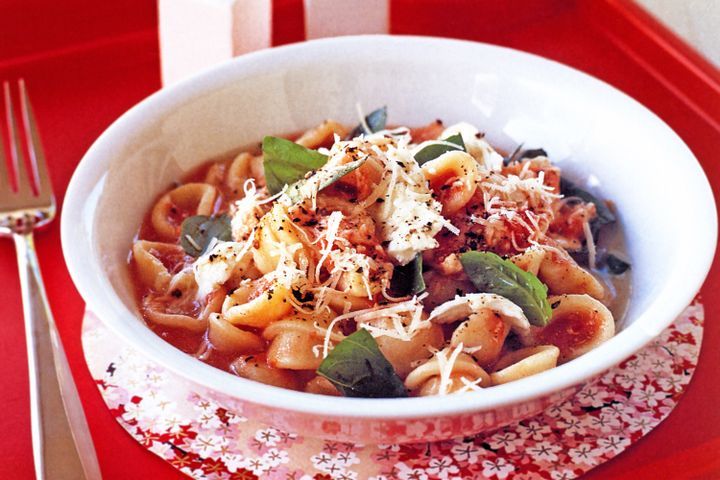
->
(348, 106), (388, 138)
(503, 144), (548, 166)
(414, 133), (466, 166)
(390, 254), (426, 296)
(560, 177), (616, 226)
(606, 253), (631, 275)
(262, 136), (328, 195)
(284, 158), (367, 204)
(460, 251), (552, 326)
(317, 328), (408, 398)
(180, 215), (232, 257)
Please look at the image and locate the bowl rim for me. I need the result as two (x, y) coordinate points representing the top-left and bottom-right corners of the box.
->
(61, 34), (717, 419)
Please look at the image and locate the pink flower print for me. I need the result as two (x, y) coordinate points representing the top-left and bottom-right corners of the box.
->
(336, 472), (359, 480)
(221, 453), (244, 473)
(395, 462), (429, 480)
(623, 357), (643, 372)
(255, 428), (281, 447)
(240, 455), (271, 476)
(545, 401), (573, 418)
(450, 442), (482, 464)
(596, 435), (630, 456)
(481, 458), (515, 479)
(487, 430), (522, 453)
(426, 456), (459, 480)
(674, 342), (700, 361)
(377, 444), (401, 452)
(614, 372), (646, 391)
(631, 385), (667, 408)
(556, 415), (586, 436)
(262, 448), (289, 468)
(627, 413), (658, 435)
(550, 469), (578, 480)
(517, 420), (551, 441)
(567, 444), (601, 466)
(600, 401), (635, 423)
(526, 441), (562, 462)
(583, 412), (621, 433)
(148, 441), (175, 460)
(311, 452), (333, 470)
(335, 451), (360, 469)
(191, 434), (221, 456)
(576, 386), (608, 408)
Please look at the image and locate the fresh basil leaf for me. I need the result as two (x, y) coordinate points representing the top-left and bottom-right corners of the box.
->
(317, 328), (408, 398)
(262, 136), (328, 195)
(284, 158), (367, 204)
(606, 253), (631, 275)
(503, 144), (548, 166)
(348, 106), (387, 138)
(414, 133), (466, 166)
(460, 251), (552, 326)
(180, 215), (232, 257)
(560, 177), (616, 226)
(390, 254), (426, 296)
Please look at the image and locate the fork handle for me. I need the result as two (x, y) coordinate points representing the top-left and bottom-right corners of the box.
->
(14, 232), (101, 480)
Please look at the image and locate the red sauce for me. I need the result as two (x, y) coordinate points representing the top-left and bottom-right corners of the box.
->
(537, 310), (601, 350)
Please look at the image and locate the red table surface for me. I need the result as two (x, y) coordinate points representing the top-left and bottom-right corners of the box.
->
(0, 0), (718, 478)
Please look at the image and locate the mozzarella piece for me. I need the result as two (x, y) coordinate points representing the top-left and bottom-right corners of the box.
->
(442, 122), (504, 171)
(193, 237), (253, 298)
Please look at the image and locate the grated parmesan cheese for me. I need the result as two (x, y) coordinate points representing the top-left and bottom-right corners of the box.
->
(435, 343), (465, 396)
(230, 179), (265, 242)
(317, 295), (432, 358)
(193, 233), (255, 298)
(347, 130), (455, 265)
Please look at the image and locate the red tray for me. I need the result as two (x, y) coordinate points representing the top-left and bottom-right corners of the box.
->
(0, 0), (718, 478)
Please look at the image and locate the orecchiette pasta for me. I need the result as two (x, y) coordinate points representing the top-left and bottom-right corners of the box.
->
(538, 248), (606, 300)
(151, 183), (217, 240)
(405, 349), (492, 395)
(421, 150), (478, 215)
(143, 281), (223, 333)
(295, 120), (348, 148)
(490, 345), (560, 385)
(263, 318), (327, 370)
(131, 116), (627, 397)
(253, 204), (312, 274)
(222, 277), (294, 328)
(510, 246), (546, 276)
(369, 320), (445, 377)
(207, 313), (265, 354)
(231, 354), (301, 390)
(450, 310), (510, 369)
(304, 376), (340, 396)
(132, 240), (184, 292)
(531, 294), (615, 363)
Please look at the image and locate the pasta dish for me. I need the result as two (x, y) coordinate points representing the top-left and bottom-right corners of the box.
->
(130, 108), (629, 398)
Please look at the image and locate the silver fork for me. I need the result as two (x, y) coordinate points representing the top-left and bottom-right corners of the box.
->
(0, 80), (101, 480)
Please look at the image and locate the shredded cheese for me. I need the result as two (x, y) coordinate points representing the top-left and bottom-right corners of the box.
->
(582, 219), (597, 270)
(435, 343), (465, 396)
(314, 211), (343, 281)
(192, 232), (255, 299)
(230, 179), (265, 242)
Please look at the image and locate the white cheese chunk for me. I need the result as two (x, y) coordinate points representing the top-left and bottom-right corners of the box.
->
(193, 238), (253, 298)
(361, 130), (451, 265)
(442, 122), (504, 171)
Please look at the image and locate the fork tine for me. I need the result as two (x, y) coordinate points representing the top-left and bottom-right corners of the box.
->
(0, 84), (9, 195)
(4, 81), (33, 197)
(19, 79), (53, 202)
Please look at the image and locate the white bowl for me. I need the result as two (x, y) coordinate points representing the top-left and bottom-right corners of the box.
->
(61, 35), (717, 443)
